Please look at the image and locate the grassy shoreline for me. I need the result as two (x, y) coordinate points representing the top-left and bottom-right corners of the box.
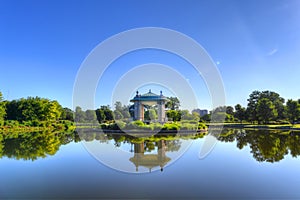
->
(219, 123), (300, 131)
(1, 121), (300, 134)
(0, 120), (76, 134)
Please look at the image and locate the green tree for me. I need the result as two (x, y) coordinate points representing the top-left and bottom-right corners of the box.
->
(0, 92), (6, 125)
(74, 106), (86, 122)
(114, 101), (123, 112)
(234, 104), (246, 123)
(286, 99), (300, 123)
(210, 106), (226, 122)
(166, 110), (181, 121)
(201, 114), (211, 122)
(247, 90), (261, 122)
(114, 101), (130, 119)
(246, 90), (285, 122)
(5, 100), (20, 120)
(225, 106), (235, 122)
(85, 109), (97, 122)
(148, 109), (157, 120)
(60, 107), (74, 121)
(166, 97), (180, 110)
(102, 105), (114, 121)
(181, 110), (194, 120)
(256, 98), (278, 124)
(96, 105), (114, 122)
(192, 111), (200, 121)
(114, 110), (123, 120)
(121, 105), (131, 119)
(5, 97), (63, 122)
(46, 100), (62, 120)
(96, 108), (106, 122)
(260, 91), (285, 120)
(226, 106), (234, 115)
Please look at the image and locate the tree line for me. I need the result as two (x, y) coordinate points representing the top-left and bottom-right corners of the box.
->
(0, 92), (74, 126)
(207, 90), (300, 124)
(218, 129), (300, 163)
(1, 90), (299, 126)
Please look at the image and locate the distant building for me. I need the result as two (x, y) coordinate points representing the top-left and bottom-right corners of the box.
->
(192, 108), (208, 117)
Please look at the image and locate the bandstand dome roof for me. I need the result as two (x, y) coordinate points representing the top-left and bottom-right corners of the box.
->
(130, 89), (168, 103)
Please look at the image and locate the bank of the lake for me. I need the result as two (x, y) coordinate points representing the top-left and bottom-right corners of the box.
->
(220, 123), (300, 131)
(0, 120), (76, 133)
(2, 121), (300, 134)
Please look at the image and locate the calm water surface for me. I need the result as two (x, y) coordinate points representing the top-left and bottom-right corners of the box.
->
(1, 129), (300, 199)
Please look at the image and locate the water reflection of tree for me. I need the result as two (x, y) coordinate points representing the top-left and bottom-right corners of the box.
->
(286, 133), (300, 157)
(0, 134), (3, 158)
(0, 130), (196, 161)
(219, 129), (300, 163)
(4, 129), (300, 163)
(0, 132), (75, 161)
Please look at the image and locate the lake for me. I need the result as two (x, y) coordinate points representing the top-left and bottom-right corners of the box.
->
(1, 128), (300, 199)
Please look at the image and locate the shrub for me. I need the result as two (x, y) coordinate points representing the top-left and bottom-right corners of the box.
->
(116, 121), (126, 129)
(125, 121), (146, 130)
(62, 120), (75, 131)
(276, 120), (291, 125)
(162, 122), (180, 131)
(198, 122), (207, 130)
(132, 120), (144, 126)
(31, 120), (40, 127)
(41, 121), (52, 128)
(100, 123), (108, 129)
(108, 123), (120, 130)
(4, 120), (19, 127)
(181, 123), (197, 130)
(150, 123), (163, 130)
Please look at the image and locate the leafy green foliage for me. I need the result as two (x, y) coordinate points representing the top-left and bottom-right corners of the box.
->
(256, 98), (278, 124)
(198, 122), (207, 130)
(162, 122), (180, 131)
(74, 106), (86, 122)
(234, 104), (246, 123)
(60, 107), (74, 121)
(85, 109), (97, 122)
(148, 109), (157, 120)
(0, 131), (76, 160)
(5, 97), (62, 122)
(114, 110), (123, 120)
(210, 106), (227, 122)
(0, 92), (6, 125)
(165, 97), (180, 110)
(219, 129), (300, 163)
(181, 110), (195, 120)
(166, 110), (181, 121)
(114, 101), (130, 119)
(99, 105), (114, 121)
(201, 114), (211, 122)
(246, 90), (284, 123)
(286, 99), (300, 123)
(96, 108), (106, 122)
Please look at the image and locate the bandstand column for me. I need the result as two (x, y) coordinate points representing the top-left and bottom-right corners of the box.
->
(158, 100), (166, 123)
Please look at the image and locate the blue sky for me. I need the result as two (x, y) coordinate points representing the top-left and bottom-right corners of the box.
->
(1, 0), (299, 110)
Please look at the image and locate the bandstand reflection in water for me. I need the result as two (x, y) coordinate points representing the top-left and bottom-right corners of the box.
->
(76, 129), (196, 173)
(130, 140), (171, 172)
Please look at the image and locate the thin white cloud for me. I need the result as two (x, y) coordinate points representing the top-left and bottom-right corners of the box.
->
(267, 48), (278, 56)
